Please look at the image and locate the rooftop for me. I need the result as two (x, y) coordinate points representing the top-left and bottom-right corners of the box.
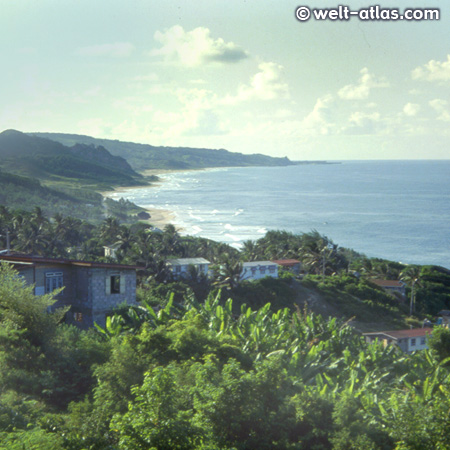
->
(166, 258), (211, 266)
(363, 328), (432, 340)
(272, 259), (301, 266)
(370, 279), (405, 288)
(0, 253), (140, 270)
(242, 261), (278, 268)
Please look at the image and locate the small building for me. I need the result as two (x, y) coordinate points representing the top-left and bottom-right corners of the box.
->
(166, 257), (211, 280)
(436, 310), (450, 327)
(0, 253), (138, 329)
(370, 279), (406, 296)
(363, 328), (432, 353)
(272, 259), (301, 275)
(103, 244), (120, 259)
(241, 261), (279, 282)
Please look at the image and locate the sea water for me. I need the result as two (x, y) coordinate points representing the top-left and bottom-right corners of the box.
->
(110, 161), (450, 268)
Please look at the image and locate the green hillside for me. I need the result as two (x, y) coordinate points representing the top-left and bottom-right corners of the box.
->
(0, 130), (144, 188)
(31, 132), (310, 171)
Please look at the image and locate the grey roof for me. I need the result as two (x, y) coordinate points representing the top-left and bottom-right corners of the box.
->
(242, 261), (278, 268)
(166, 258), (211, 266)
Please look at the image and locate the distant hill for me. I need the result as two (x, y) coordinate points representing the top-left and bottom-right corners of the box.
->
(30, 132), (303, 171)
(0, 168), (143, 222)
(0, 130), (143, 187)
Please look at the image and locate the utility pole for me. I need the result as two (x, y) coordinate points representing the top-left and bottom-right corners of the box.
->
(0, 229), (11, 255)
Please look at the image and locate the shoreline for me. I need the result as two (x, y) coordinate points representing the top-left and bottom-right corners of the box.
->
(101, 169), (194, 231)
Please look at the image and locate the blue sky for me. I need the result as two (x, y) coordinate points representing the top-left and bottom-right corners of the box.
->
(1, 0), (449, 159)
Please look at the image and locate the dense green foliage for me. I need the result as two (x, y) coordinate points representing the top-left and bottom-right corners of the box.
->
(2, 207), (450, 447)
(0, 130), (149, 222)
(0, 130), (143, 187)
(1, 265), (450, 449)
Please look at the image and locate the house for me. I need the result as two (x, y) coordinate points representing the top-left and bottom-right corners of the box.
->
(166, 258), (211, 280)
(0, 253), (138, 329)
(436, 310), (450, 327)
(272, 259), (301, 275)
(370, 279), (406, 296)
(363, 328), (432, 353)
(103, 244), (120, 259)
(241, 261), (279, 282)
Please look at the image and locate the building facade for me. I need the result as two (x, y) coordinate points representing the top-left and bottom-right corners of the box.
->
(241, 261), (279, 282)
(363, 328), (431, 353)
(166, 257), (211, 280)
(0, 254), (138, 328)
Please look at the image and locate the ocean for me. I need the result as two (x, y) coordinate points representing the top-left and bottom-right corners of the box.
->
(110, 161), (450, 268)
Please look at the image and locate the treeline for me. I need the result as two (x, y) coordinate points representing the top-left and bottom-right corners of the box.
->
(2, 206), (450, 319)
(2, 263), (450, 449)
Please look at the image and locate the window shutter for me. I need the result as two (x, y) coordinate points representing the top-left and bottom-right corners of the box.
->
(120, 274), (125, 294)
(105, 276), (111, 295)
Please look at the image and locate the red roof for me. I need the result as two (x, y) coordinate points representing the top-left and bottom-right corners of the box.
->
(364, 328), (432, 339)
(371, 279), (404, 288)
(0, 253), (140, 270)
(272, 259), (301, 266)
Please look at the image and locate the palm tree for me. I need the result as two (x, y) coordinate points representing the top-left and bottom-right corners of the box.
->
(213, 258), (243, 290)
(15, 221), (49, 255)
(100, 217), (121, 244)
(400, 265), (421, 315)
(241, 240), (260, 262)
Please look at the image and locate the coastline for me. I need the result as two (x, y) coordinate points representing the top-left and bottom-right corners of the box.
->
(101, 169), (194, 230)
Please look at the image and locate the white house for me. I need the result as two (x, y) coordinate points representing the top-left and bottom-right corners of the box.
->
(166, 258), (211, 280)
(370, 279), (406, 296)
(363, 328), (432, 353)
(241, 261), (279, 282)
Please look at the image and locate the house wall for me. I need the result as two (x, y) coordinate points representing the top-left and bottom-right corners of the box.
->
(241, 263), (279, 282)
(33, 264), (75, 305)
(85, 268), (137, 328)
(171, 263), (209, 280)
(404, 336), (428, 353)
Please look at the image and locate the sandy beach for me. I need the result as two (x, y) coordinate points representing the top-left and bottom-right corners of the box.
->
(101, 169), (192, 230)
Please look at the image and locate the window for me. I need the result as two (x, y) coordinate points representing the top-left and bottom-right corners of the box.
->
(411, 338), (416, 346)
(73, 312), (83, 322)
(110, 275), (121, 294)
(106, 273), (124, 295)
(45, 272), (63, 293)
(269, 266), (276, 273)
(175, 266), (181, 273)
(421, 338), (426, 345)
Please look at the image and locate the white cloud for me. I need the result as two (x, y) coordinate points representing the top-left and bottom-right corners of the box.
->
(338, 68), (389, 100)
(301, 95), (335, 135)
(403, 103), (420, 117)
(151, 87), (227, 137)
(412, 55), (450, 82)
(429, 99), (450, 121)
(76, 42), (135, 57)
(223, 62), (289, 104)
(344, 111), (381, 134)
(153, 25), (248, 66)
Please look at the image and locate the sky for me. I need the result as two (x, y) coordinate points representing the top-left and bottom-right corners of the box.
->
(1, 0), (450, 160)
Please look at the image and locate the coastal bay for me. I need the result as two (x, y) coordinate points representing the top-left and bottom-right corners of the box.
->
(106, 161), (450, 268)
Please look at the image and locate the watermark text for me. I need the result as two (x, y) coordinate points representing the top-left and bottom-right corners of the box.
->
(295, 5), (440, 22)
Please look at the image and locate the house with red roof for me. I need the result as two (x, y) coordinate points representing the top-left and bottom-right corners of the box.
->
(370, 279), (406, 296)
(272, 259), (301, 275)
(363, 328), (432, 353)
(0, 253), (139, 329)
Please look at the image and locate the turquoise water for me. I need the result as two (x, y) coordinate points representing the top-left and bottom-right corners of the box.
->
(110, 161), (450, 267)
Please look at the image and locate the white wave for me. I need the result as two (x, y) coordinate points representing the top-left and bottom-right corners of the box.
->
(257, 228), (267, 234)
(190, 225), (203, 235)
(234, 209), (244, 216)
(224, 233), (242, 242)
